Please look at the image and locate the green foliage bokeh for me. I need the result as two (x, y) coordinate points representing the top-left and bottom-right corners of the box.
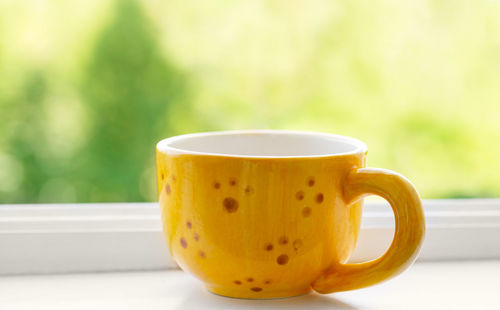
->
(0, 0), (499, 203)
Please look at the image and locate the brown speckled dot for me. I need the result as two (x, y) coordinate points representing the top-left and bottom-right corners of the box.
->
(244, 185), (254, 194)
(186, 221), (192, 229)
(295, 191), (305, 200)
(180, 238), (187, 249)
(278, 236), (288, 245)
(307, 177), (315, 187)
(302, 207), (312, 218)
(316, 193), (324, 203)
(229, 178), (237, 186)
(293, 239), (303, 250)
(172, 175), (176, 181)
(246, 277), (254, 282)
(223, 197), (239, 213)
(161, 172), (164, 180)
(251, 287), (262, 292)
(264, 279), (272, 285)
(213, 182), (221, 189)
(234, 280), (242, 285)
(198, 250), (206, 258)
(193, 233), (200, 241)
(265, 243), (274, 251)
(277, 254), (289, 265)
(165, 184), (171, 195)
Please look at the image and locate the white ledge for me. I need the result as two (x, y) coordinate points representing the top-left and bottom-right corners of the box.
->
(1, 199), (499, 275)
(2, 261), (499, 310)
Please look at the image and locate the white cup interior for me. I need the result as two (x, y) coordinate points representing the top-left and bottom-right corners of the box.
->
(157, 130), (367, 158)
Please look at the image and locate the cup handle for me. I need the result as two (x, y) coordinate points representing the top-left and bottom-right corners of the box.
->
(312, 168), (426, 293)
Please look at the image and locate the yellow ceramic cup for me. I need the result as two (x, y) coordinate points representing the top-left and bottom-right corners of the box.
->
(156, 130), (425, 299)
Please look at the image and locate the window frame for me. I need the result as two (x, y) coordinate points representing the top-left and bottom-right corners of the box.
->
(1, 199), (499, 275)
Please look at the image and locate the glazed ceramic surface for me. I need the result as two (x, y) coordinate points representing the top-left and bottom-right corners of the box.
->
(156, 131), (425, 299)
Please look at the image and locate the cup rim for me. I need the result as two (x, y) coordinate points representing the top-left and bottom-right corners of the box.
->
(156, 130), (368, 159)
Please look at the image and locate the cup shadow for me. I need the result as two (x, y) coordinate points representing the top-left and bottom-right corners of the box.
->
(174, 286), (358, 310)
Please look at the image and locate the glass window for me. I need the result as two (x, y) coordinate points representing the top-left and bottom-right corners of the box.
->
(1, 0), (498, 203)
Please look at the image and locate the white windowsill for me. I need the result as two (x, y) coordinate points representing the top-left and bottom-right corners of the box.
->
(1, 199), (500, 275)
(1, 261), (499, 310)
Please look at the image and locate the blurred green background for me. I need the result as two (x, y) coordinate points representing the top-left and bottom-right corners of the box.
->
(1, 0), (499, 203)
